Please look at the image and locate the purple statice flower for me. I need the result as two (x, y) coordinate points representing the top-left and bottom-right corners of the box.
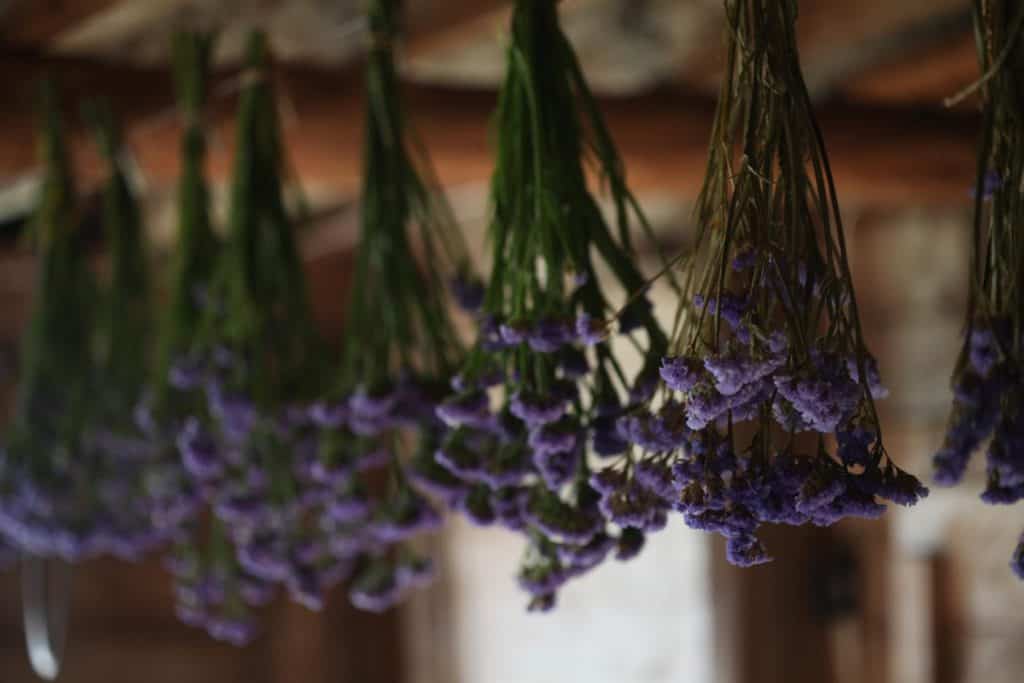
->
(795, 472), (846, 515)
(350, 564), (404, 613)
(451, 274), (485, 312)
(206, 616), (260, 646)
(704, 351), (783, 397)
(509, 391), (566, 427)
(528, 418), (578, 456)
(845, 355), (889, 400)
(499, 321), (530, 346)
(725, 534), (771, 567)
(169, 356), (205, 391)
(236, 537), (290, 582)
(837, 427), (876, 468)
(325, 495), (372, 524)
(177, 418), (223, 480)
(878, 465), (929, 506)
(634, 458), (676, 502)
(692, 292), (746, 330)
(524, 490), (601, 545)
(592, 415), (629, 456)
(597, 481), (664, 531)
(214, 495), (274, 528)
(660, 356), (703, 393)
(479, 315), (511, 351)
(492, 488), (529, 530)
(308, 401), (348, 428)
(773, 357), (861, 433)
(457, 486), (497, 526)
(528, 318), (574, 353)
(968, 327), (1001, 377)
(287, 564), (325, 611)
(396, 556), (435, 591)
(575, 313), (607, 345)
(371, 492), (442, 543)
(436, 390), (492, 428)
(533, 447), (581, 491)
(239, 577), (277, 607)
(558, 533), (616, 573)
(435, 432), (486, 481)
(986, 411), (1024, 488)
(349, 387), (396, 421)
(589, 468), (628, 496)
(518, 561), (565, 598)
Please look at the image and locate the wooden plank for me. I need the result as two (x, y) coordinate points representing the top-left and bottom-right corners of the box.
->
(0, 0), (124, 47)
(844, 31), (979, 107)
(0, 54), (979, 207)
(711, 525), (834, 683)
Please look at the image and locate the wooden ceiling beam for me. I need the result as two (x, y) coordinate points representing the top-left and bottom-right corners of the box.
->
(0, 0), (124, 48)
(0, 54), (978, 208)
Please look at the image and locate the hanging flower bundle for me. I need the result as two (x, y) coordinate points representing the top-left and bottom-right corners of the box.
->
(428, 0), (671, 611)
(165, 32), (337, 644)
(0, 85), (100, 559)
(932, 1), (1024, 578)
(634, 0), (928, 567)
(307, 0), (469, 613)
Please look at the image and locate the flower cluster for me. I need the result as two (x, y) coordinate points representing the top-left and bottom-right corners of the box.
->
(605, 0), (926, 569)
(0, 86), (169, 561)
(304, 0), (467, 613)
(933, 1), (1024, 580)
(426, 0), (673, 610)
(157, 33), (350, 642)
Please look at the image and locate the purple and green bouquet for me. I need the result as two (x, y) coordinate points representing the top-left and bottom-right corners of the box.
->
(0, 85), (159, 561)
(639, 0), (928, 567)
(427, 0), (674, 611)
(306, 0), (469, 613)
(932, 0), (1024, 579)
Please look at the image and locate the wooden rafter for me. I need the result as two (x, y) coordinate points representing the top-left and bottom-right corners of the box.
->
(0, 0), (124, 47)
(0, 53), (978, 207)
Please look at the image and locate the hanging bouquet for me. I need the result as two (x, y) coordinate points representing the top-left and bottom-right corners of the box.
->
(932, 0), (1024, 578)
(0, 85), (102, 559)
(427, 0), (672, 611)
(306, 0), (470, 612)
(637, 0), (928, 567)
(163, 32), (337, 645)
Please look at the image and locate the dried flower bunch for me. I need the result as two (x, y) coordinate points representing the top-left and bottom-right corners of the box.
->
(635, 0), (928, 567)
(305, 0), (469, 613)
(0, 86), (163, 560)
(428, 0), (671, 611)
(932, 0), (1024, 578)
(163, 32), (337, 644)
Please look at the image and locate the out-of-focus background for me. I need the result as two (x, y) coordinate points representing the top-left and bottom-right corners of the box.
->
(0, 1), (1018, 682)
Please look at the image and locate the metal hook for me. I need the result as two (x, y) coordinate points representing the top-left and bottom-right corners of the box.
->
(21, 556), (72, 680)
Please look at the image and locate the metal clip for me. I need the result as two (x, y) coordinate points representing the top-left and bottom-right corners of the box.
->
(21, 556), (72, 680)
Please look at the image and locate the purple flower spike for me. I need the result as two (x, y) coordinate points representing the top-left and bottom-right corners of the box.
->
(436, 390), (492, 428)
(169, 356), (204, 391)
(575, 313), (607, 345)
(509, 392), (566, 427)
(308, 401), (349, 428)
(499, 321), (530, 346)
(176, 418), (222, 480)
(660, 356), (702, 393)
(349, 388), (396, 420)
(725, 535), (771, 567)
(528, 318), (575, 353)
